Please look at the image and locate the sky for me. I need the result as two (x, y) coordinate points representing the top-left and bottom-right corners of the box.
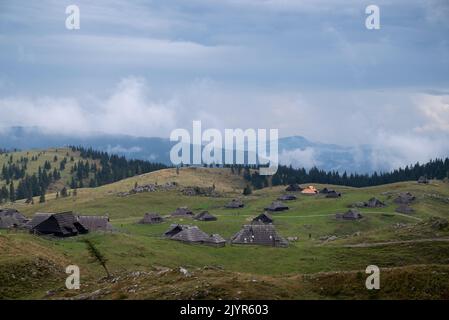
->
(0, 0), (449, 168)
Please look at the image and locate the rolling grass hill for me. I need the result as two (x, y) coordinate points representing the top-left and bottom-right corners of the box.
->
(0, 147), (100, 193)
(1, 164), (449, 299)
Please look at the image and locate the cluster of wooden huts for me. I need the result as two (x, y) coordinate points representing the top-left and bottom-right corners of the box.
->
(342, 192), (417, 219)
(0, 209), (113, 237)
(1, 183), (417, 248)
(134, 197), (292, 248)
(285, 184), (341, 198)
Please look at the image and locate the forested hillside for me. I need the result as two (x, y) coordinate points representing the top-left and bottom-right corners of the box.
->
(0, 147), (166, 203)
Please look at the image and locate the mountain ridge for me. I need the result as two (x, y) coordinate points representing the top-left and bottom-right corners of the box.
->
(1, 126), (378, 173)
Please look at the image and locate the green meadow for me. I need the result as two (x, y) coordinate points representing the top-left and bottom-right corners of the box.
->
(1, 165), (449, 299)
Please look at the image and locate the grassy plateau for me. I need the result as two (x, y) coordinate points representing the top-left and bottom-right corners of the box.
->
(1, 151), (449, 300)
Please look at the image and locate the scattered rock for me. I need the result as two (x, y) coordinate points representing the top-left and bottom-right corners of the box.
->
(182, 186), (220, 197)
(117, 182), (178, 196)
(319, 235), (338, 242)
(424, 193), (449, 204)
(154, 266), (172, 276)
(393, 223), (408, 229)
(179, 267), (191, 277)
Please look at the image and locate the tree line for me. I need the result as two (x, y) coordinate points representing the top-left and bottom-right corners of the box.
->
(69, 146), (167, 188)
(238, 157), (449, 190)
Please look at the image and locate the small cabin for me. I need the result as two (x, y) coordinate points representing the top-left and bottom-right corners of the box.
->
(231, 224), (288, 247)
(139, 213), (164, 224)
(252, 212), (273, 224)
(225, 199), (244, 209)
(264, 201), (289, 212)
(31, 212), (88, 237)
(170, 207), (194, 217)
(194, 211), (217, 221)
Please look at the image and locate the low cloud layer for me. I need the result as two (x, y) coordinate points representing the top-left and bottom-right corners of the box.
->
(279, 147), (320, 170)
(1, 77), (448, 171)
(0, 77), (176, 137)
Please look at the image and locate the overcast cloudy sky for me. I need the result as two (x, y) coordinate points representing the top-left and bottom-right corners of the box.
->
(0, 0), (448, 167)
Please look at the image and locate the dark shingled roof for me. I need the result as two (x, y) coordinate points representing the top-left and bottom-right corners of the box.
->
(285, 184), (302, 192)
(225, 199), (244, 208)
(325, 190), (341, 198)
(170, 226), (207, 241)
(277, 194), (297, 201)
(264, 201), (289, 212)
(209, 234), (226, 244)
(164, 224), (189, 237)
(252, 212), (273, 224)
(169, 225), (226, 246)
(231, 224), (288, 247)
(366, 197), (385, 208)
(336, 209), (363, 220)
(31, 212), (88, 237)
(0, 216), (20, 229)
(26, 213), (53, 229)
(0, 209), (28, 228)
(0, 209), (28, 222)
(170, 207), (194, 217)
(77, 215), (113, 231)
(139, 213), (164, 224)
(194, 211), (217, 221)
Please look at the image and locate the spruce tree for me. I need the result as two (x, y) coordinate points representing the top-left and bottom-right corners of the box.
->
(9, 181), (15, 202)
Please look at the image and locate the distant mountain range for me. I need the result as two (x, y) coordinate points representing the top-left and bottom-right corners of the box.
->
(0, 126), (377, 173)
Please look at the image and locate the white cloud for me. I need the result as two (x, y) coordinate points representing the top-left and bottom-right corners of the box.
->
(0, 96), (89, 134)
(414, 93), (449, 133)
(95, 77), (176, 136)
(0, 77), (177, 137)
(368, 132), (449, 170)
(279, 147), (319, 169)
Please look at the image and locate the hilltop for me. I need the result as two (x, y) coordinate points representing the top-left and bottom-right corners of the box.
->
(0, 147), (166, 204)
(0, 148), (96, 197)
